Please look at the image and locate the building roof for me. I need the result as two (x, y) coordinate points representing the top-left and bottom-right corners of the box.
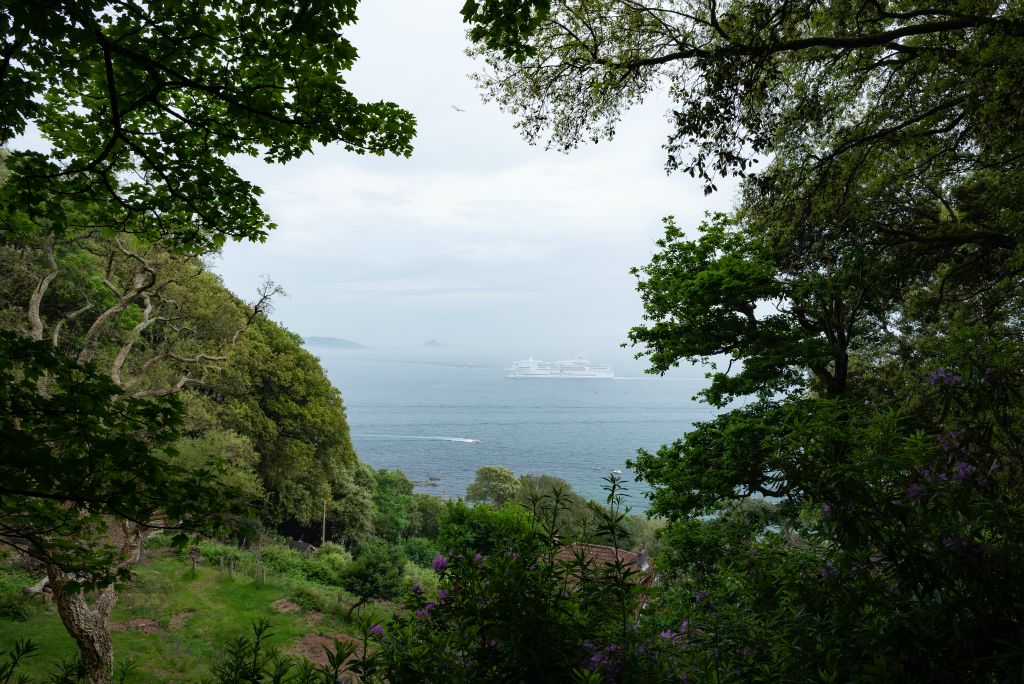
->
(554, 543), (655, 586)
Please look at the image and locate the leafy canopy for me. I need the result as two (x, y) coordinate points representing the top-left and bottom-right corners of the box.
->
(0, 331), (247, 585)
(1, 0), (416, 250)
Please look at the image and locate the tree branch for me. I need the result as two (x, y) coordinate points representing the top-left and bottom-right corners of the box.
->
(27, 233), (58, 342)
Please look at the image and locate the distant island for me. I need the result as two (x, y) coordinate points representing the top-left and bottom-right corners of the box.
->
(303, 336), (368, 349)
(422, 340), (446, 348)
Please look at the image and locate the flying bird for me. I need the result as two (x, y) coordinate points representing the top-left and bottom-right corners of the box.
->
(451, 105), (466, 112)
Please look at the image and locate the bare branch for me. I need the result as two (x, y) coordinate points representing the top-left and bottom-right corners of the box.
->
(78, 254), (157, 364)
(27, 233), (58, 342)
(109, 292), (164, 388)
(247, 276), (286, 324)
(52, 302), (94, 348)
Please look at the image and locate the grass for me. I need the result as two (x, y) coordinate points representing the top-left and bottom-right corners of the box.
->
(0, 553), (380, 683)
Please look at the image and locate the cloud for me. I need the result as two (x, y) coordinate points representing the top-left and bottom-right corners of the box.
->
(216, 0), (739, 357)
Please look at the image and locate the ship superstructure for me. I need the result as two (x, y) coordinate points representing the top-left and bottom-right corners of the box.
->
(506, 355), (614, 378)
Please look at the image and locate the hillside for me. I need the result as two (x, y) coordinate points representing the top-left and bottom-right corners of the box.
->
(0, 545), (406, 682)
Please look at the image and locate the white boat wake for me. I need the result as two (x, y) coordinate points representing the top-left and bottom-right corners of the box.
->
(353, 434), (480, 444)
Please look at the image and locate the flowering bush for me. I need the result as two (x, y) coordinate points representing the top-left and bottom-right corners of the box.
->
(369, 477), (689, 682)
(643, 354), (1024, 682)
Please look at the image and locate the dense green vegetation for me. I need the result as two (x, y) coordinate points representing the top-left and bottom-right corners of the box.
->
(460, 0), (1024, 680)
(2, 0), (1023, 681)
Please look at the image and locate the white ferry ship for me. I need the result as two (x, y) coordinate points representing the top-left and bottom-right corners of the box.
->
(506, 355), (615, 379)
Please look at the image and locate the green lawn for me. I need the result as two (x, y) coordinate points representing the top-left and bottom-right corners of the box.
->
(0, 555), (374, 682)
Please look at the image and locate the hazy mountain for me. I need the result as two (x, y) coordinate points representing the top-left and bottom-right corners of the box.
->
(421, 340), (446, 348)
(303, 336), (368, 349)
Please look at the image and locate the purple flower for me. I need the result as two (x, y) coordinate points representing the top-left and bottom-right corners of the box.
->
(437, 588), (449, 602)
(953, 461), (977, 483)
(411, 582), (423, 594)
(679, 620), (690, 634)
(695, 590), (710, 604)
(929, 367), (962, 387)
(820, 503), (832, 519)
(659, 630), (676, 640)
(370, 624), (384, 637)
(473, 552), (483, 564)
(433, 555), (447, 573)
(906, 483), (926, 503)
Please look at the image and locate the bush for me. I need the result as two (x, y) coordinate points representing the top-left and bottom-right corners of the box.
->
(0, 570), (34, 622)
(340, 537), (407, 615)
(302, 553), (349, 587)
(195, 539), (246, 568)
(400, 565), (439, 605)
(401, 537), (438, 568)
(373, 477), (671, 681)
(288, 584), (332, 613)
(258, 545), (307, 579)
(436, 500), (536, 556)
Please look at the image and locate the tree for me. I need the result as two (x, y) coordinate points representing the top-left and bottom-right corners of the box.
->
(464, 0), (1023, 188)
(466, 466), (520, 507)
(463, 0), (1024, 292)
(340, 537), (407, 618)
(1, 0), (415, 250)
(623, 205), (1024, 677)
(0, 230), (262, 683)
(207, 318), (360, 529)
(371, 469), (415, 542)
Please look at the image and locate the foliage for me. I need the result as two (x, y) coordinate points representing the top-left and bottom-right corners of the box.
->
(436, 501), (536, 557)
(0, 332), (248, 585)
(401, 538), (440, 570)
(370, 470), (415, 542)
(1, 0), (415, 251)
(406, 493), (445, 540)
(371, 476), (678, 682)
(0, 638), (36, 684)
(209, 319), (361, 530)
(0, 572), (30, 623)
(302, 547), (352, 588)
(340, 538), (407, 615)
(465, 466), (520, 507)
(464, 0), (1024, 205)
(462, 5), (1024, 678)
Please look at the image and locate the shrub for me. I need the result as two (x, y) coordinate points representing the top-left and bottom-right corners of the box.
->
(302, 553), (349, 587)
(400, 566), (439, 605)
(340, 537), (407, 616)
(0, 572), (32, 622)
(373, 477), (671, 681)
(436, 500), (535, 556)
(401, 537), (438, 568)
(288, 584), (332, 613)
(258, 545), (307, 579)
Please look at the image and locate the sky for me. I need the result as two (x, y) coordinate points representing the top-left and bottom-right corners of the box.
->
(70, 0), (741, 369)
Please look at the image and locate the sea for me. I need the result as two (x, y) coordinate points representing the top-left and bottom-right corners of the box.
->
(312, 348), (715, 511)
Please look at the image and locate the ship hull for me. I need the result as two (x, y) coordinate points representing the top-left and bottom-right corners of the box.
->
(505, 355), (614, 379)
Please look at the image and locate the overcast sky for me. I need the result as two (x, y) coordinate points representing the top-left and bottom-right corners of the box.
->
(198, 2), (742, 366)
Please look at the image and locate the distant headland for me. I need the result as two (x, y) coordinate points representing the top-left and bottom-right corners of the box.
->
(303, 336), (368, 349)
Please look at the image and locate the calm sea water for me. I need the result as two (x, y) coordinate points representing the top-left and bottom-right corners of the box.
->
(314, 349), (714, 510)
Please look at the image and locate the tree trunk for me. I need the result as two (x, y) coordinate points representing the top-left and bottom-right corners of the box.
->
(43, 520), (148, 684)
(47, 566), (116, 684)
